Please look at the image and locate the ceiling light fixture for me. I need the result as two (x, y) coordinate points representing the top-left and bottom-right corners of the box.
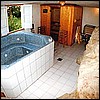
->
(59, 1), (65, 6)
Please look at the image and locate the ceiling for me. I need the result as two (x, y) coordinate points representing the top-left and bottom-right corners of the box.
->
(1, 1), (99, 8)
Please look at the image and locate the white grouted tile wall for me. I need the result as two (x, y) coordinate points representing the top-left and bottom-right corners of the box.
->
(1, 41), (54, 98)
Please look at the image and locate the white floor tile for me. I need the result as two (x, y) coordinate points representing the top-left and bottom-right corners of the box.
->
(43, 71), (53, 77)
(64, 79), (76, 88)
(41, 92), (56, 99)
(48, 67), (57, 73)
(45, 78), (56, 86)
(48, 87), (60, 96)
(38, 75), (49, 82)
(50, 73), (60, 81)
(26, 93), (39, 99)
(56, 61), (64, 66)
(33, 88), (46, 98)
(69, 74), (78, 82)
(61, 72), (71, 80)
(54, 69), (64, 76)
(57, 76), (68, 84)
(58, 65), (69, 72)
(63, 60), (73, 66)
(68, 64), (77, 71)
(53, 81), (64, 90)
(60, 84), (73, 93)
(52, 64), (61, 69)
(63, 53), (71, 58)
(65, 57), (75, 62)
(65, 68), (74, 74)
(56, 90), (67, 98)
(39, 83), (51, 92)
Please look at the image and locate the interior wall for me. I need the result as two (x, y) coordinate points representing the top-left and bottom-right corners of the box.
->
(82, 7), (99, 32)
(32, 4), (40, 33)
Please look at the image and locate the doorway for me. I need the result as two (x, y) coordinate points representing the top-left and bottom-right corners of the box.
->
(50, 7), (60, 42)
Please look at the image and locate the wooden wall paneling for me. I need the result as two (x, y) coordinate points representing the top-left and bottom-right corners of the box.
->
(41, 5), (51, 36)
(67, 6), (74, 46)
(59, 6), (69, 44)
(60, 6), (69, 31)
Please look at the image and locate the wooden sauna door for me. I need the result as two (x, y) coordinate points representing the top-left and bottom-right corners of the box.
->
(50, 7), (60, 41)
(40, 5), (51, 36)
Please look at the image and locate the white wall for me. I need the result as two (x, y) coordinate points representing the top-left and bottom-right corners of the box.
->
(1, 6), (9, 36)
(82, 7), (99, 32)
(32, 4), (40, 33)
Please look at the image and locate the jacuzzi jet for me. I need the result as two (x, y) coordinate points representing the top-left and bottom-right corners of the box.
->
(17, 38), (20, 41)
(26, 51), (29, 53)
(4, 54), (7, 57)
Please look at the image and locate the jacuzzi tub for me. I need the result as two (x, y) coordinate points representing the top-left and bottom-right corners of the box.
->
(1, 31), (54, 98)
(1, 46), (33, 66)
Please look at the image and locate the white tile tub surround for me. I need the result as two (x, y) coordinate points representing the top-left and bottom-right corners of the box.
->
(1, 41), (54, 98)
